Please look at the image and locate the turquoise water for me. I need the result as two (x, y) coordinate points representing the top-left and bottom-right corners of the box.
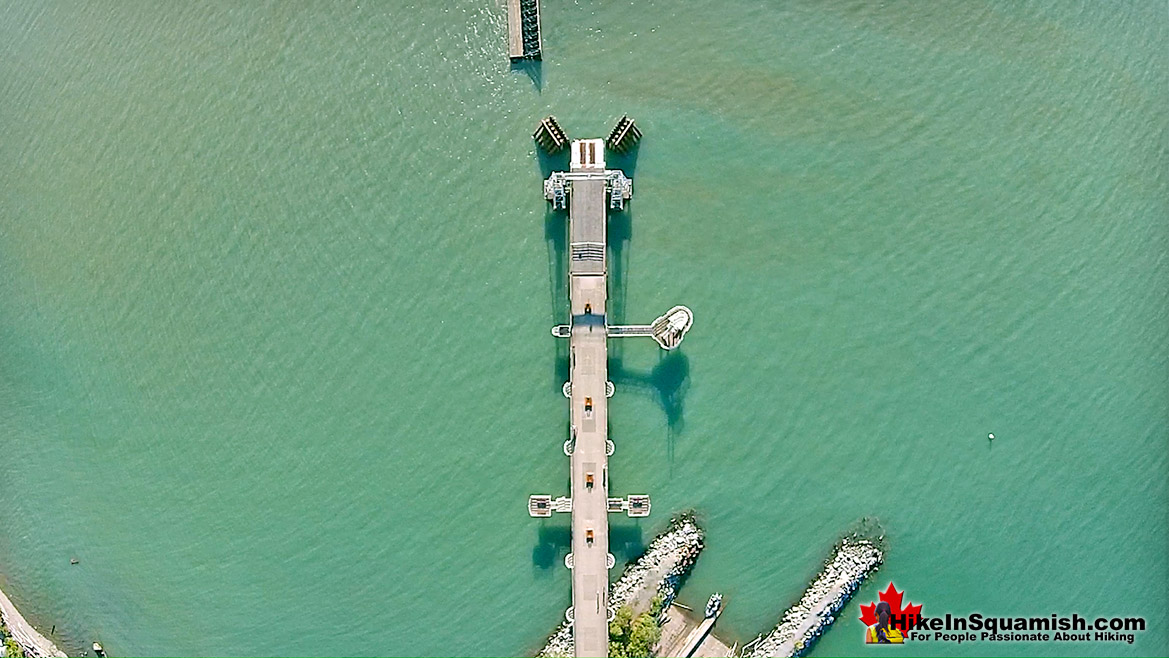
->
(1, 2), (1166, 656)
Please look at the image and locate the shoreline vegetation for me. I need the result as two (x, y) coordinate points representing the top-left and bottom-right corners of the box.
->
(0, 584), (66, 658)
(608, 595), (665, 658)
(538, 513), (705, 657)
(538, 514), (885, 657)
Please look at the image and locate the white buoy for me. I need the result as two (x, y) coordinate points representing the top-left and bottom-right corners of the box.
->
(988, 433), (995, 440)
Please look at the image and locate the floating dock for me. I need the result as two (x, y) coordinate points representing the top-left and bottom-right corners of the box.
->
(507, 0), (542, 60)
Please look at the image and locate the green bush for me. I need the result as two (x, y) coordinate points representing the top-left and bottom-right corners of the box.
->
(607, 601), (663, 658)
(627, 613), (662, 656)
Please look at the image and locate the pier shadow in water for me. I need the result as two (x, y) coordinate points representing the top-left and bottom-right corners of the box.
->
(605, 141), (639, 325)
(552, 334), (569, 395)
(532, 522), (571, 573)
(606, 142), (641, 180)
(545, 207), (567, 325)
(607, 206), (632, 324)
(610, 350), (690, 435)
(536, 145), (569, 180)
(610, 524), (646, 566)
(531, 522), (645, 573)
(511, 59), (543, 92)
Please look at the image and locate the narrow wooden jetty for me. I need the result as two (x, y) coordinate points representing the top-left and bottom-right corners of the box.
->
(507, 0), (542, 60)
(606, 115), (642, 153)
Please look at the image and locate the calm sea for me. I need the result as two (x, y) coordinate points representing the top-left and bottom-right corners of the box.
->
(1, 2), (1166, 656)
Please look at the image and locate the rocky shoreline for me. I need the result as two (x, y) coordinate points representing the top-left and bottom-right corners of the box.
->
(538, 514), (705, 657)
(0, 585), (67, 658)
(534, 515), (885, 658)
(742, 535), (884, 657)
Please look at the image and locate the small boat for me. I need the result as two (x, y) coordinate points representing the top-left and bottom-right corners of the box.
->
(70, 558), (79, 565)
(705, 593), (723, 618)
(93, 642), (107, 657)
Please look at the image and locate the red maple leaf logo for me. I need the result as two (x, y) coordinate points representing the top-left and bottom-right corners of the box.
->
(859, 583), (923, 630)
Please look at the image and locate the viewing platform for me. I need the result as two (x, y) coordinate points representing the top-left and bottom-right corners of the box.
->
(553, 306), (693, 349)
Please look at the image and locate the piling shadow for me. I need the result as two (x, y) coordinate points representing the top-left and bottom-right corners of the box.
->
(510, 59), (543, 92)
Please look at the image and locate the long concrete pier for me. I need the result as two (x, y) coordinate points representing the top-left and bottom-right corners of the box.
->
(529, 125), (693, 658)
(565, 141), (613, 657)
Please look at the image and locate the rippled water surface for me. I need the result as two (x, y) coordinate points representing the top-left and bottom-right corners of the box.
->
(1, 2), (1166, 656)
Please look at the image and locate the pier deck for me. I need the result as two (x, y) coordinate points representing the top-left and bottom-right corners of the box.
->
(534, 133), (690, 657)
(507, 0), (542, 59)
(568, 142), (612, 658)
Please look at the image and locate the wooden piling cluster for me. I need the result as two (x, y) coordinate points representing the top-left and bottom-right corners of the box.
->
(507, 0), (542, 60)
(605, 115), (642, 153)
(533, 115), (569, 153)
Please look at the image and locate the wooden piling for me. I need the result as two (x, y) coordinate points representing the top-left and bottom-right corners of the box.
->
(605, 115), (642, 153)
(533, 115), (569, 153)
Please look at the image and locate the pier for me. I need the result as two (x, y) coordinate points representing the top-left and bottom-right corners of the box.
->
(507, 0), (542, 60)
(529, 127), (694, 658)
